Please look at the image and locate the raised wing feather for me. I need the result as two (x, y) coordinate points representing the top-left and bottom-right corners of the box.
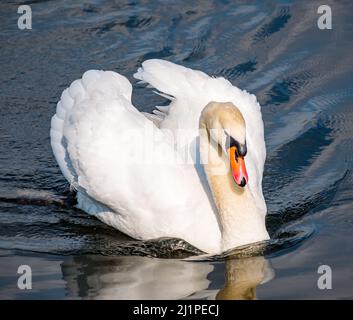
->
(134, 59), (266, 212)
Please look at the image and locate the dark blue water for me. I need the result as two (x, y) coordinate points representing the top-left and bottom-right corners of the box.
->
(1, 0), (353, 299)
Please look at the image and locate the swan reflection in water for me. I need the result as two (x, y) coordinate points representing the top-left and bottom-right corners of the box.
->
(61, 255), (274, 300)
(216, 257), (274, 300)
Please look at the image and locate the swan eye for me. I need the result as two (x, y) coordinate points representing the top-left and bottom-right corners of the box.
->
(238, 142), (247, 157)
(225, 132), (247, 157)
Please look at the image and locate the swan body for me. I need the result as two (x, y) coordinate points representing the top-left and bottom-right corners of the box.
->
(50, 59), (269, 254)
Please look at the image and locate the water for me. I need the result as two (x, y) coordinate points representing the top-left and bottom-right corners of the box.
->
(1, 0), (353, 299)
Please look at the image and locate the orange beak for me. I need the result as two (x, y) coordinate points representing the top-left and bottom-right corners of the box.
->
(228, 146), (248, 187)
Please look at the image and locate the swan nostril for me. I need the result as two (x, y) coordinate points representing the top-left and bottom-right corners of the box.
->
(239, 177), (246, 187)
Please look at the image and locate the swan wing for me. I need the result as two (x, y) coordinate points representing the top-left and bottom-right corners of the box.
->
(50, 70), (220, 253)
(134, 59), (266, 212)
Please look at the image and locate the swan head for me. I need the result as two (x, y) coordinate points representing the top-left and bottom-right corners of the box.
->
(199, 101), (248, 188)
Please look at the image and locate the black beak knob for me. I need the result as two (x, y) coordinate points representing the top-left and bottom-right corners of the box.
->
(239, 177), (246, 187)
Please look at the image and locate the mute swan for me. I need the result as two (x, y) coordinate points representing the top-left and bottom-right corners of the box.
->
(50, 59), (269, 254)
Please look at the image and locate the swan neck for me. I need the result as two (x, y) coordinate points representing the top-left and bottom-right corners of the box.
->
(199, 121), (267, 251)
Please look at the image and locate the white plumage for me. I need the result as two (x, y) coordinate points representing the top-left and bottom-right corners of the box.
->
(50, 59), (268, 254)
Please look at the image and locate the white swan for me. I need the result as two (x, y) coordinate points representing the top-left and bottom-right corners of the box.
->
(50, 59), (269, 254)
